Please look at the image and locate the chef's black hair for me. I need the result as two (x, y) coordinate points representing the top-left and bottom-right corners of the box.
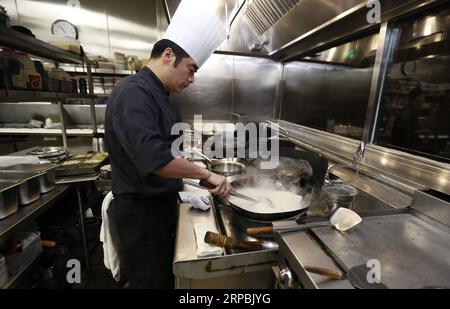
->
(151, 39), (191, 67)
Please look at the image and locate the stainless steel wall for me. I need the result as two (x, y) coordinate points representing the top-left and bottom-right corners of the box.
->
(281, 61), (373, 131)
(172, 54), (280, 122)
(0, 0), (161, 58)
(281, 62), (326, 128)
(172, 54), (233, 122)
(232, 56), (280, 119)
(0, 54), (280, 125)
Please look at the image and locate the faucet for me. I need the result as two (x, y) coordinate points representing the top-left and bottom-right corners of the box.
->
(324, 141), (366, 185)
(266, 120), (289, 136)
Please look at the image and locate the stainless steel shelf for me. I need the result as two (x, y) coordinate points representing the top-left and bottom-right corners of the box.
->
(0, 184), (72, 243)
(0, 90), (96, 103)
(61, 65), (133, 76)
(0, 128), (105, 136)
(0, 27), (82, 64)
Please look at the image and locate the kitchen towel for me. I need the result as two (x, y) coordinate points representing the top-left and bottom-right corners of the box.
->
(100, 191), (121, 282)
(193, 223), (224, 257)
(179, 190), (211, 211)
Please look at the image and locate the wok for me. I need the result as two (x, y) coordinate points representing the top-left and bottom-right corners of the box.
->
(227, 177), (310, 221)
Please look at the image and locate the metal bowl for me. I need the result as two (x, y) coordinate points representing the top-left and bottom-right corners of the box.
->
(27, 147), (66, 159)
(204, 158), (246, 177)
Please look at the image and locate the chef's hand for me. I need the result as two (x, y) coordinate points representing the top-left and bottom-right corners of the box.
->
(206, 172), (233, 196)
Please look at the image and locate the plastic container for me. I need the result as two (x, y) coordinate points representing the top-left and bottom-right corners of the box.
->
(0, 49), (26, 90)
(48, 36), (80, 54)
(0, 254), (8, 287)
(15, 52), (42, 90)
(5, 231), (43, 275)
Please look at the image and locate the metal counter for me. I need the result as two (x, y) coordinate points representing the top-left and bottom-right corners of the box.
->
(275, 212), (450, 289)
(173, 202), (278, 288)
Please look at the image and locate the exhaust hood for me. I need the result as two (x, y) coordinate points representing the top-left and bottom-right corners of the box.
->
(162, 0), (366, 57)
(243, 0), (302, 35)
(162, 0), (446, 61)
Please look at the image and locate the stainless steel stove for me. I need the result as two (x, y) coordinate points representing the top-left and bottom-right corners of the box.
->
(273, 210), (450, 289)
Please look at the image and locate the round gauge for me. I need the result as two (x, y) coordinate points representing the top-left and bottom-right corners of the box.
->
(401, 61), (416, 76)
(51, 19), (78, 39)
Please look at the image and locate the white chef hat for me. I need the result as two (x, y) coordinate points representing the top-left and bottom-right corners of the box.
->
(164, 0), (227, 68)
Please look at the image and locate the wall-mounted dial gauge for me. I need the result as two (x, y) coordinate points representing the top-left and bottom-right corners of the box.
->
(51, 19), (78, 39)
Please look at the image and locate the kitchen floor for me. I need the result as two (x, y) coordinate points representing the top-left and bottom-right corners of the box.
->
(73, 245), (120, 289)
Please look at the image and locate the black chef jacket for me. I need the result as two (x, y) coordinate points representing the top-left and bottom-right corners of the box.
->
(105, 67), (182, 198)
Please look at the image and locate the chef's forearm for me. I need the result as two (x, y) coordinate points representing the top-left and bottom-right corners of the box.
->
(154, 158), (212, 179)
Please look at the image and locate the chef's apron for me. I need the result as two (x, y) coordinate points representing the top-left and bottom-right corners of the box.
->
(107, 192), (179, 289)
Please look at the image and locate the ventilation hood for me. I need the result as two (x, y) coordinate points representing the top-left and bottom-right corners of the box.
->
(162, 0), (366, 57)
(162, 0), (445, 61)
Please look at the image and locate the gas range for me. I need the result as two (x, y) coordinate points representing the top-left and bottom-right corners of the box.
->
(210, 188), (321, 254)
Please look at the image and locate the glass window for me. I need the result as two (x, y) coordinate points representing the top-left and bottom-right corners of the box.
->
(375, 8), (450, 163)
(281, 32), (379, 140)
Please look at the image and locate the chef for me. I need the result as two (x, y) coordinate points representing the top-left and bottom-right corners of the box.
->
(105, 0), (231, 288)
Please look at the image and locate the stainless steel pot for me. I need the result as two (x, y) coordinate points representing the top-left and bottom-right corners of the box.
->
(190, 148), (246, 177)
(204, 158), (246, 177)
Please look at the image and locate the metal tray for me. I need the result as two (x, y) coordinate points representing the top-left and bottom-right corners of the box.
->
(0, 172), (43, 205)
(0, 164), (57, 194)
(56, 154), (109, 177)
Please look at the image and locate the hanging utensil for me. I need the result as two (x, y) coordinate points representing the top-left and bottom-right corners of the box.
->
(246, 207), (362, 236)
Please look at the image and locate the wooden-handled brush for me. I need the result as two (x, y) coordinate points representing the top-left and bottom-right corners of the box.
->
(204, 231), (276, 251)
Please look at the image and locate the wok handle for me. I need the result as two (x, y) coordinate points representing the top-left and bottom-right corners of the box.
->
(247, 222), (330, 236)
(304, 266), (343, 280)
(246, 226), (274, 236)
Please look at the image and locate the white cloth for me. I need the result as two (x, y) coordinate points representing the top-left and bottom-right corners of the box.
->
(193, 223), (223, 257)
(100, 191), (121, 282)
(164, 0), (227, 67)
(179, 190), (211, 211)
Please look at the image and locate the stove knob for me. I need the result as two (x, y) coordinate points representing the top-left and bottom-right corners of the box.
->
(279, 267), (294, 289)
